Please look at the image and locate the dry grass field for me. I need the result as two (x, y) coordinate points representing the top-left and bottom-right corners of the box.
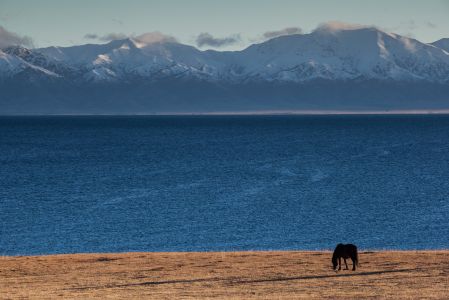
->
(1, 251), (448, 299)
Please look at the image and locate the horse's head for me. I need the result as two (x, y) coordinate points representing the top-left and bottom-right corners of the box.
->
(332, 255), (338, 271)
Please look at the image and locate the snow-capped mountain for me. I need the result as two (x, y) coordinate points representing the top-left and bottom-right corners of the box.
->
(1, 25), (449, 114)
(2, 26), (449, 84)
(237, 27), (449, 82)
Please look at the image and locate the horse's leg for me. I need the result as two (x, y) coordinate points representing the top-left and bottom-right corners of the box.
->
(338, 257), (342, 270)
(351, 257), (356, 271)
(344, 258), (349, 270)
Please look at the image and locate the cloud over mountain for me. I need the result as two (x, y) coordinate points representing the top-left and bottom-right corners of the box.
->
(262, 27), (303, 39)
(84, 31), (177, 44)
(195, 33), (241, 48)
(135, 32), (177, 44)
(84, 32), (128, 42)
(313, 21), (375, 33)
(0, 26), (33, 48)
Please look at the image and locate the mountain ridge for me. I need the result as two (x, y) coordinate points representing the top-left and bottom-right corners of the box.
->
(1, 26), (449, 114)
(3, 26), (449, 83)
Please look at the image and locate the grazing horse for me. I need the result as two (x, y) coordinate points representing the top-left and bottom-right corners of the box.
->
(332, 243), (359, 271)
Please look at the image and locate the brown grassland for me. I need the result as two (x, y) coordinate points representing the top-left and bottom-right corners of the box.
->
(1, 251), (448, 299)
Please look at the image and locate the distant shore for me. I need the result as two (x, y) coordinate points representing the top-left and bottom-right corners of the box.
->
(3, 110), (449, 116)
(1, 250), (448, 299)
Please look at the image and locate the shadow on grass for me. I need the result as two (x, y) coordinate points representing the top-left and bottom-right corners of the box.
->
(68, 268), (416, 290)
(231, 268), (416, 285)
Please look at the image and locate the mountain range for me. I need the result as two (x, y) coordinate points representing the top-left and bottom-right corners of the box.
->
(1, 25), (449, 114)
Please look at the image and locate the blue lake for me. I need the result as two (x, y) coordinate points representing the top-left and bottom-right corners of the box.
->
(0, 115), (448, 255)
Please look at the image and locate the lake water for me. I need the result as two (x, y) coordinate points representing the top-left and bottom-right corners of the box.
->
(1, 115), (448, 255)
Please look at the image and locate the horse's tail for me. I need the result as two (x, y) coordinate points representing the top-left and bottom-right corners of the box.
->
(355, 247), (360, 267)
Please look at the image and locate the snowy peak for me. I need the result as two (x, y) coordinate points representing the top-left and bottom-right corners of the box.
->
(238, 26), (449, 82)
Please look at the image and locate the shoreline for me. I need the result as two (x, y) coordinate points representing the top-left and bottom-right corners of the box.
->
(2, 250), (448, 299)
(3, 110), (449, 116)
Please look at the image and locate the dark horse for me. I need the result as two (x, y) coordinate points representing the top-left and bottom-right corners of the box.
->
(332, 243), (359, 271)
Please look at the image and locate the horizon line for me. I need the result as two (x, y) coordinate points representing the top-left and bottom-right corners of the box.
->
(3, 110), (449, 117)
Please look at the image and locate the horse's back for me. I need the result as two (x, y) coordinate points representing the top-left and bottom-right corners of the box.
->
(335, 243), (357, 251)
(334, 243), (344, 251)
(346, 243), (357, 249)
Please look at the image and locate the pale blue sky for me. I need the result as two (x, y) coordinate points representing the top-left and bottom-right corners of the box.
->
(0, 0), (448, 49)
